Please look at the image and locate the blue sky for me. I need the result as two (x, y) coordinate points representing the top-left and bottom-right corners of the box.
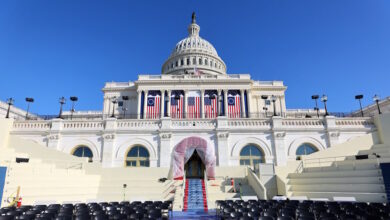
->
(0, 0), (389, 115)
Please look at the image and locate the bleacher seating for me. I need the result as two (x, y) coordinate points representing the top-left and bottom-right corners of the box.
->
(0, 200), (171, 220)
(215, 199), (390, 220)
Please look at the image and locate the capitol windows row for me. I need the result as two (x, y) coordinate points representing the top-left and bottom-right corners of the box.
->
(239, 143), (319, 168)
(71, 145), (151, 167)
(167, 57), (222, 71)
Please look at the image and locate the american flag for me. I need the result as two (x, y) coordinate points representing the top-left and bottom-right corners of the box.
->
(228, 92), (241, 118)
(187, 97), (201, 118)
(171, 94), (184, 119)
(204, 95), (218, 118)
(193, 67), (202, 76)
(147, 94), (161, 119)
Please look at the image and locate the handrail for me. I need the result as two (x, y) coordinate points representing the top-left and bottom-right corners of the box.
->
(246, 167), (267, 200)
(295, 160), (304, 173)
(204, 170), (209, 209)
(302, 153), (382, 170)
(182, 174), (186, 208)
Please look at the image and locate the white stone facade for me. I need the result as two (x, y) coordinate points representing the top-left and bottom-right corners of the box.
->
(10, 116), (375, 168)
(4, 14), (379, 170)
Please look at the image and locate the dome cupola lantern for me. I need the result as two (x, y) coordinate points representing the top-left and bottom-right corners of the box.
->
(162, 13), (227, 76)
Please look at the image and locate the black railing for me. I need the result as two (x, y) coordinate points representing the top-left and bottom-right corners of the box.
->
(18, 111), (365, 121)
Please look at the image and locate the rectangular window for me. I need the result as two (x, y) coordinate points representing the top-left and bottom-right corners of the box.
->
(181, 59), (184, 66)
(187, 59), (190, 65)
(126, 161), (136, 167)
(118, 101), (123, 107)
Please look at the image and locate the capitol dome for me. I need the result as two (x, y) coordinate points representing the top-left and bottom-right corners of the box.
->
(162, 13), (227, 75)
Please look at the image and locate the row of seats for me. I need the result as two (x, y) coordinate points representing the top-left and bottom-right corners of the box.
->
(215, 199), (390, 220)
(0, 201), (172, 220)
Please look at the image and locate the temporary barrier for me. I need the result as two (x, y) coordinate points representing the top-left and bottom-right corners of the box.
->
(0, 167), (7, 207)
(172, 136), (216, 180)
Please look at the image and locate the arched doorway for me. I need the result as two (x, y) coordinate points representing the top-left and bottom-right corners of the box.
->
(184, 150), (205, 178)
(171, 136), (216, 180)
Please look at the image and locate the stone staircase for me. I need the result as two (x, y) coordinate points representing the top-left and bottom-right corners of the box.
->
(286, 144), (390, 202)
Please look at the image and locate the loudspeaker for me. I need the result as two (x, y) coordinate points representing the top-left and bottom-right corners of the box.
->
(15, 158), (29, 163)
(355, 155), (368, 160)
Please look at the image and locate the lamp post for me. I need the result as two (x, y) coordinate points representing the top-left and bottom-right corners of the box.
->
(58, 97), (66, 119)
(70, 96), (78, 120)
(25, 97), (34, 120)
(261, 95), (268, 118)
(373, 94), (382, 114)
(355, 94), (364, 117)
(5, 98), (14, 119)
(321, 95), (329, 116)
(122, 96), (129, 118)
(271, 95), (277, 116)
(111, 97), (118, 118)
(311, 95), (319, 118)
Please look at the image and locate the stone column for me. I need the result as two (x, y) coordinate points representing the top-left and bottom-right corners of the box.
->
(167, 90), (171, 117)
(101, 117), (117, 167)
(240, 89), (246, 118)
(217, 89), (222, 116)
(216, 132), (229, 166)
(143, 90), (148, 119)
(247, 90), (252, 118)
(271, 116), (287, 166)
(224, 90), (228, 117)
(325, 116), (339, 147)
(201, 89), (205, 118)
(184, 90), (188, 118)
(160, 90), (165, 118)
(137, 90), (142, 119)
(47, 118), (63, 150)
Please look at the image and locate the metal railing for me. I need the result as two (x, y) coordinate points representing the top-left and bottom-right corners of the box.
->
(14, 110), (369, 122)
(302, 154), (381, 171)
(0, 159), (86, 175)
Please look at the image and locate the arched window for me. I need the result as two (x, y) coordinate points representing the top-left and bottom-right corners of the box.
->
(72, 146), (93, 158)
(205, 59), (208, 65)
(126, 146), (150, 167)
(296, 143), (318, 156)
(199, 58), (202, 65)
(240, 145), (264, 167)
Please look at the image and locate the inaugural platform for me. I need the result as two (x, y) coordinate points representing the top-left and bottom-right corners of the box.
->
(0, 12), (389, 220)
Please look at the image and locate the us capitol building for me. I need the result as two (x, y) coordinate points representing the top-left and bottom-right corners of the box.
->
(7, 14), (375, 180)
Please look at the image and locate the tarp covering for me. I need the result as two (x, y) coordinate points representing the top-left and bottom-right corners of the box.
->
(172, 136), (216, 179)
